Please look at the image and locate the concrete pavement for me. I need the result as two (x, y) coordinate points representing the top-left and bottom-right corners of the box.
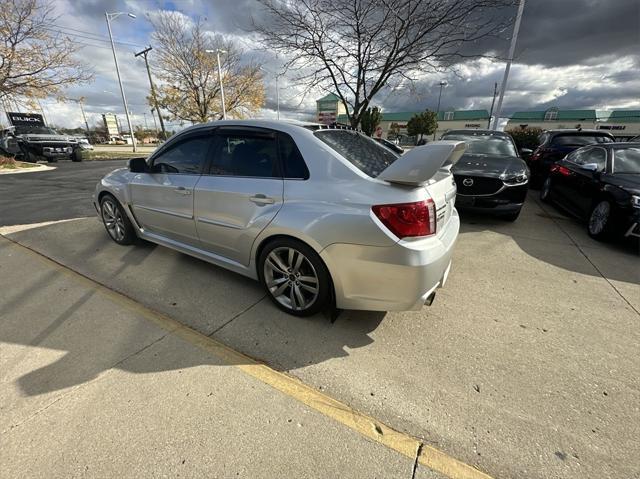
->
(1, 194), (638, 478)
(0, 237), (417, 478)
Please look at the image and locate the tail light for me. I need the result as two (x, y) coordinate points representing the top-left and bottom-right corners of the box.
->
(372, 200), (436, 238)
(530, 148), (550, 162)
(550, 164), (571, 177)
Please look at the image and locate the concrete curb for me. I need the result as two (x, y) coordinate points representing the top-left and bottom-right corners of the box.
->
(0, 163), (56, 175)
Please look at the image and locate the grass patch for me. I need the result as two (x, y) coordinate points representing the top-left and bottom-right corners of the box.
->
(0, 156), (39, 170)
(84, 150), (147, 161)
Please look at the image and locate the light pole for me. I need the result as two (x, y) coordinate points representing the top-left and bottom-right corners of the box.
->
(71, 98), (90, 138)
(487, 82), (498, 129)
(434, 80), (447, 140)
(105, 11), (137, 151)
(206, 49), (226, 119)
(134, 46), (167, 139)
(259, 67), (283, 120)
(492, 0), (525, 130)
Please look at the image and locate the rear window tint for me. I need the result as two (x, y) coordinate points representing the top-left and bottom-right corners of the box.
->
(314, 130), (398, 177)
(278, 132), (309, 179)
(551, 134), (613, 146)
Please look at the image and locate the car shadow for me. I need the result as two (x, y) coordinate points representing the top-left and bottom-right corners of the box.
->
(2, 220), (387, 397)
(457, 192), (639, 285)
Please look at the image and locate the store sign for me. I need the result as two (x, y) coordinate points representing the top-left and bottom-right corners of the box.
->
(7, 112), (45, 127)
(597, 125), (626, 131)
(465, 123), (482, 128)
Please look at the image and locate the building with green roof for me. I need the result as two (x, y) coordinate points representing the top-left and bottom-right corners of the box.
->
(506, 107), (640, 139)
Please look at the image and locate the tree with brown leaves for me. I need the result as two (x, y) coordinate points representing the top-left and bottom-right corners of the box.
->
(150, 12), (265, 123)
(255, 0), (514, 128)
(0, 0), (91, 104)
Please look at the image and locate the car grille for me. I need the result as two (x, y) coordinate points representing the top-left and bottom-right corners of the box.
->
(454, 176), (503, 196)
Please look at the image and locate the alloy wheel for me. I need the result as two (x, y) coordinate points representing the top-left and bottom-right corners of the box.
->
(588, 201), (610, 235)
(102, 199), (126, 242)
(263, 247), (319, 312)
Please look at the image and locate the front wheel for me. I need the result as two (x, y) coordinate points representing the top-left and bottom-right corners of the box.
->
(71, 149), (83, 162)
(587, 200), (613, 240)
(258, 238), (331, 317)
(100, 194), (136, 245)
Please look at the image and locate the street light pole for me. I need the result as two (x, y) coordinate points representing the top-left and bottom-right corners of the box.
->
(105, 11), (137, 151)
(275, 74), (280, 120)
(492, 0), (525, 130)
(134, 46), (167, 139)
(488, 82), (498, 129)
(206, 49), (227, 119)
(434, 80), (447, 140)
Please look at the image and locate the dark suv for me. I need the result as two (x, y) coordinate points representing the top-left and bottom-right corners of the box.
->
(527, 130), (614, 186)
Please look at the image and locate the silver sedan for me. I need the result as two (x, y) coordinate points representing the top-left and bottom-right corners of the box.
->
(94, 120), (463, 316)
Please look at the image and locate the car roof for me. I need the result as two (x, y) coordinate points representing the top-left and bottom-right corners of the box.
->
(545, 129), (613, 135)
(443, 129), (510, 136)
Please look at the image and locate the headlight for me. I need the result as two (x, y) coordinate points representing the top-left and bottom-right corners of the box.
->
(503, 172), (528, 185)
(631, 195), (640, 209)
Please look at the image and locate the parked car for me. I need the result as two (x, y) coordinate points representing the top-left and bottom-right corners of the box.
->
(94, 120), (463, 316)
(527, 129), (615, 186)
(78, 138), (94, 150)
(440, 129), (529, 221)
(540, 142), (640, 239)
(374, 137), (405, 154)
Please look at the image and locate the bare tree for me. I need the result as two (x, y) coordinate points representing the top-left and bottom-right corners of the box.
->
(150, 12), (265, 123)
(0, 0), (91, 103)
(255, 0), (514, 127)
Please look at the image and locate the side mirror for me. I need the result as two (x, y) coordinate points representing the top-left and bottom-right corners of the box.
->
(519, 148), (533, 157)
(128, 157), (148, 173)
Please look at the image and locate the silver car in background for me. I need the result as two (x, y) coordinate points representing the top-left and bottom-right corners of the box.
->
(94, 120), (463, 316)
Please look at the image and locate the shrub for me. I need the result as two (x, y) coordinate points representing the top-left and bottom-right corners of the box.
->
(0, 155), (17, 168)
(507, 127), (543, 150)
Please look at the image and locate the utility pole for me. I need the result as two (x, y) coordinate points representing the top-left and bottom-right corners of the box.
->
(71, 98), (90, 138)
(105, 11), (137, 151)
(492, 0), (525, 130)
(434, 81), (447, 140)
(134, 46), (167, 139)
(488, 82), (498, 129)
(150, 108), (159, 135)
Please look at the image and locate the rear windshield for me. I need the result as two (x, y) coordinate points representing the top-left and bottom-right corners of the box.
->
(551, 134), (613, 146)
(441, 134), (517, 156)
(613, 147), (640, 174)
(314, 130), (398, 177)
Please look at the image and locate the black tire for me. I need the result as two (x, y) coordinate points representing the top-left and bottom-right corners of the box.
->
(99, 194), (137, 245)
(587, 199), (613, 240)
(258, 238), (332, 317)
(71, 149), (83, 162)
(22, 150), (37, 163)
(540, 177), (552, 203)
(502, 210), (521, 222)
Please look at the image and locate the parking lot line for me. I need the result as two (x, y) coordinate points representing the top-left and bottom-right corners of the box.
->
(2, 235), (493, 479)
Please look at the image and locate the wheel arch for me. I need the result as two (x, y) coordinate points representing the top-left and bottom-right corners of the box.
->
(253, 233), (337, 309)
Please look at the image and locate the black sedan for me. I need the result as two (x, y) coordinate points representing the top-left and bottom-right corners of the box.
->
(540, 143), (640, 240)
(441, 130), (530, 221)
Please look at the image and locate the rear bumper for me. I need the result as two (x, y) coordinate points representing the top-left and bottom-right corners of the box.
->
(320, 210), (459, 311)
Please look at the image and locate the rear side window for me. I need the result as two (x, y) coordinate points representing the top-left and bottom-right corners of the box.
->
(279, 133), (309, 179)
(613, 147), (640, 174)
(551, 134), (613, 147)
(314, 130), (398, 178)
(209, 132), (279, 178)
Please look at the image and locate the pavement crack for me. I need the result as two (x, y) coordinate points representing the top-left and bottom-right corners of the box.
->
(411, 442), (423, 479)
(207, 294), (267, 337)
(535, 198), (640, 317)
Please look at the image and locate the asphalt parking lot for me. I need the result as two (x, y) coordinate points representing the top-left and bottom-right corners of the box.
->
(1, 162), (638, 478)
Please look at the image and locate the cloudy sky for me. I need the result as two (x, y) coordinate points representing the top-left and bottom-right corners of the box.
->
(13, 0), (640, 131)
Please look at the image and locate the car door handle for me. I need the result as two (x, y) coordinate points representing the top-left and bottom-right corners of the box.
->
(250, 194), (275, 205)
(174, 186), (191, 195)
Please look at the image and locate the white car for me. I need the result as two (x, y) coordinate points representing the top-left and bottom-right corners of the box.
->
(94, 120), (462, 316)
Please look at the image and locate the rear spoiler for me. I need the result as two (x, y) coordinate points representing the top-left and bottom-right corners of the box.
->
(378, 141), (466, 186)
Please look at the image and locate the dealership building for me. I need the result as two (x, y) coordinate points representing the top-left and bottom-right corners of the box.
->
(506, 107), (640, 139)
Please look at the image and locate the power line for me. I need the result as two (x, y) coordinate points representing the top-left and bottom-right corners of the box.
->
(42, 26), (145, 49)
